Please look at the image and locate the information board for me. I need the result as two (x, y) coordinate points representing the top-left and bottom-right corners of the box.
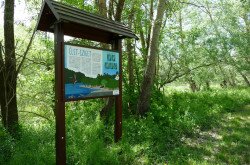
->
(64, 44), (120, 100)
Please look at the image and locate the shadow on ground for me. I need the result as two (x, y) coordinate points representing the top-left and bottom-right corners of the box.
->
(171, 105), (250, 164)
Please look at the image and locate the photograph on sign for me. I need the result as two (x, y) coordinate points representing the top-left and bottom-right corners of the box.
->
(64, 44), (120, 100)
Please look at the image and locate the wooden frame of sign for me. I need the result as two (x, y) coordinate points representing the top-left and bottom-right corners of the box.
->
(36, 0), (137, 164)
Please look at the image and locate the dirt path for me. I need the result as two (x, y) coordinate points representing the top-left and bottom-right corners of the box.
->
(181, 105), (250, 164)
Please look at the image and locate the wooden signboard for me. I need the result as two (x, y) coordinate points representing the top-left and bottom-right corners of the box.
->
(36, 0), (137, 164)
(64, 44), (120, 101)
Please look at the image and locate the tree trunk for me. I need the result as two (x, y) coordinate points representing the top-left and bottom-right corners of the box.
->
(220, 80), (227, 88)
(115, 0), (125, 22)
(100, 96), (115, 118)
(126, 1), (135, 112)
(137, 0), (166, 116)
(98, 0), (107, 18)
(108, 0), (114, 19)
(229, 70), (237, 87)
(242, 7), (250, 58)
(97, 0), (113, 119)
(139, 29), (147, 64)
(0, 43), (6, 127)
(145, 0), (154, 58)
(1, 0), (19, 135)
(205, 81), (210, 90)
(189, 78), (199, 92)
(100, 0), (125, 118)
(127, 39), (135, 111)
(240, 72), (250, 87)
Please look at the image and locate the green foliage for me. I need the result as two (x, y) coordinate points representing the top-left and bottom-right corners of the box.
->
(1, 0), (249, 164)
(120, 87), (250, 164)
(62, 0), (98, 13)
(0, 122), (55, 165)
(65, 101), (119, 164)
(0, 126), (14, 163)
(1, 88), (250, 164)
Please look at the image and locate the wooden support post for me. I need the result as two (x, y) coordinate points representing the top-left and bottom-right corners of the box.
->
(113, 39), (122, 142)
(54, 22), (66, 165)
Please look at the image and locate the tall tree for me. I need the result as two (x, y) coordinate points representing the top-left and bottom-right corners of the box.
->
(126, 0), (136, 112)
(115, 0), (125, 22)
(97, 0), (107, 17)
(0, 0), (35, 136)
(0, 0), (18, 135)
(96, 0), (115, 118)
(99, 0), (126, 118)
(137, 0), (166, 115)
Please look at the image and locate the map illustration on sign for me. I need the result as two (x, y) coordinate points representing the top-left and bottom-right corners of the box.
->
(64, 44), (119, 100)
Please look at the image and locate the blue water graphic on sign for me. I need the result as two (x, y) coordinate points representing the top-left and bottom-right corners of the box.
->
(65, 83), (99, 99)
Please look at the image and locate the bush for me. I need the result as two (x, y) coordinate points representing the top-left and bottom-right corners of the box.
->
(0, 126), (14, 163)
(1, 87), (249, 164)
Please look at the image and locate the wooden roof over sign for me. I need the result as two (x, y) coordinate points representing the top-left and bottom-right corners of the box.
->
(36, 0), (138, 43)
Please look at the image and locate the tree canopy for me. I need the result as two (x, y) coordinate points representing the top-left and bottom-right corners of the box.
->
(0, 0), (249, 164)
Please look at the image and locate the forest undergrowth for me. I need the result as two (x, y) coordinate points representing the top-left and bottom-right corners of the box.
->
(0, 87), (249, 165)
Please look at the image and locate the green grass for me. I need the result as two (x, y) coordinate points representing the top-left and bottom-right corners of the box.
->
(0, 87), (249, 164)
(0, 122), (55, 164)
(170, 104), (250, 165)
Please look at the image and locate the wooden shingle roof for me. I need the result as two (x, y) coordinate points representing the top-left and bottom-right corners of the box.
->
(36, 0), (138, 43)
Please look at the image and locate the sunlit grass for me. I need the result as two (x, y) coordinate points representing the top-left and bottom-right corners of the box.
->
(1, 87), (250, 164)
(168, 104), (250, 165)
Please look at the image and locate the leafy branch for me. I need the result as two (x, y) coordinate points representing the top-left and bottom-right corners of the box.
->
(159, 61), (222, 89)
